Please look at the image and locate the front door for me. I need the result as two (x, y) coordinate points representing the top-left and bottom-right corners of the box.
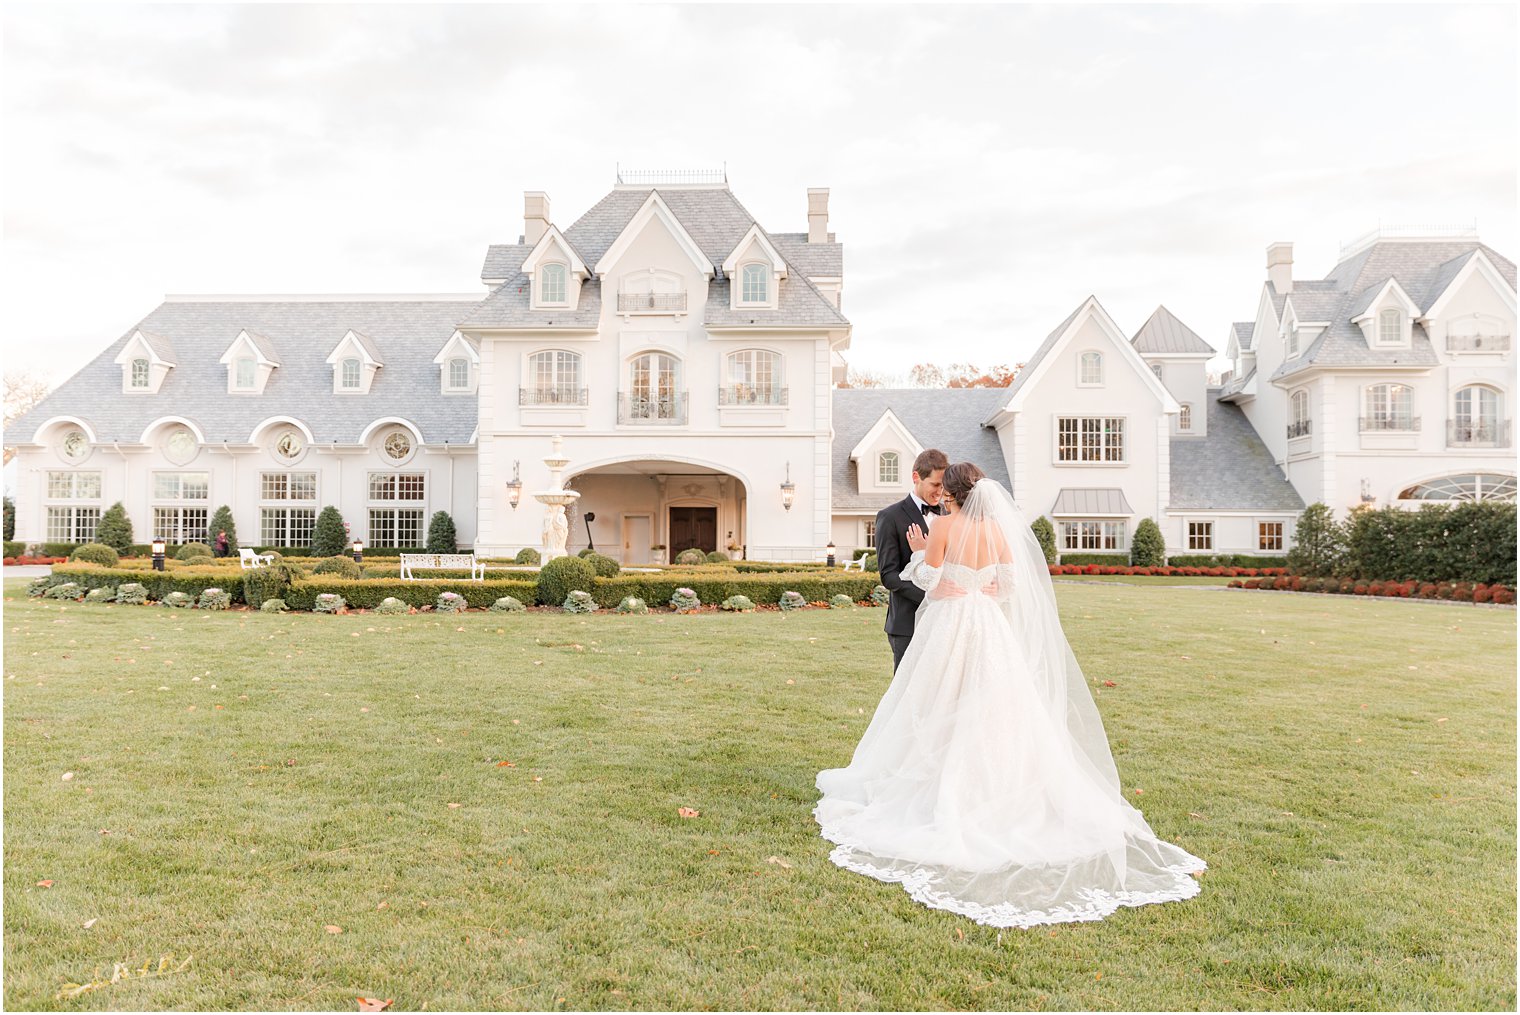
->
(622, 514), (652, 564)
(669, 507), (717, 557)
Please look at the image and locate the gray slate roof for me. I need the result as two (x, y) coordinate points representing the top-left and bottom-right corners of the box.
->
(1050, 488), (1133, 515)
(1131, 305), (1215, 355)
(8, 299), (480, 445)
(1170, 390), (1304, 511)
(1231, 321), (1255, 352)
(136, 329), (179, 363)
(241, 330), (281, 364)
(832, 388), (1011, 511)
(1269, 240), (1517, 382)
(473, 187), (848, 330)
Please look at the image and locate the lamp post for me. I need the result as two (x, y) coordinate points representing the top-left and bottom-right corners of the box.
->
(780, 462), (795, 512)
(151, 539), (166, 572)
(352, 538), (364, 564)
(583, 511), (596, 553)
(826, 540), (836, 567)
(506, 460), (522, 510)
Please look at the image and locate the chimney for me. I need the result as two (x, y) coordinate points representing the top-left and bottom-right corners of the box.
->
(808, 188), (829, 244)
(1266, 241), (1293, 294)
(524, 191), (551, 246)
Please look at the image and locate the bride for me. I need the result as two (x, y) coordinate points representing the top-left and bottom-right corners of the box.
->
(814, 462), (1206, 928)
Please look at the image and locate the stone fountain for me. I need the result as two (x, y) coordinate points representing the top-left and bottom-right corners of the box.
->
(533, 435), (581, 562)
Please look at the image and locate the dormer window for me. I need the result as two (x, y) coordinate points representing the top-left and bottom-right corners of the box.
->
(234, 357), (256, 390)
(1378, 309), (1401, 346)
(341, 358), (361, 390)
(131, 358), (150, 388)
(116, 329), (176, 394)
(220, 329), (280, 395)
(540, 263), (568, 305)
(740, 264), (769, 304)
(1079, 352), (1103, 385)
(1286, 323), (1299, 358)
(1179, 404), (1192, 431)
(878, 451), (900, 485)
(448, 358), (470, 390)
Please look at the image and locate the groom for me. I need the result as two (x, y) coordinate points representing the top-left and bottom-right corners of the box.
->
(875, 448), (949, 671)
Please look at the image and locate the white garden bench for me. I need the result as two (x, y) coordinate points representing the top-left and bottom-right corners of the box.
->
(239, 548), (275, 569)
(842, 557), (868, 572)
(400, 552), (484, 581)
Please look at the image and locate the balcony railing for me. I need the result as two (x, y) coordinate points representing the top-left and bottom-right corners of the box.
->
(519, 387), (588, 407)
(718, 385), (788, 406)
(1287, 419), (1312, 439)
(618, 391), (688, 425)
(1446, 333), (1511, 352)
(1359, 415), (1421, 432)
(1448, 419), (1513, 448)
(617, 292), (688, 313)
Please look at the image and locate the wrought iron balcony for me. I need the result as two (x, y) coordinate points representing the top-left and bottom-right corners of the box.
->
(1359, 415), (1421, 432)
(1447, 419), (1512, 448)
(519, 387), (588, 407)
(1286, 419), (1312, 439)
(617, 292), (688, 313)
(1446, 333), (1511, 352)
(718, 385), (788, 406)
(618, 391), (688, 425)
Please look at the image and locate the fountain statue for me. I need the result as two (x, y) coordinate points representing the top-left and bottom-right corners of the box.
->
(533, 435), (581, 562)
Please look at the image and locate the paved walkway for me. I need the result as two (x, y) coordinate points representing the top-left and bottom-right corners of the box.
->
(3, 565), (52, 579)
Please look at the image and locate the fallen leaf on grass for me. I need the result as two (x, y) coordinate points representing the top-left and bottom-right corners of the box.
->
(497, 760), (515, 768)
(677, 807), (700, 818)
(447, 802), (461, 809)
(82, 919), (97, 929)
(324, 925), (343, 934)
(357, 999), (393, 1012)
(1102, 680), (1116, 687)
(766, 856), (793, 869)
(1436, 717), (1448, 724)
(36, 880), (53, 888)
(61, 772), (74, 781)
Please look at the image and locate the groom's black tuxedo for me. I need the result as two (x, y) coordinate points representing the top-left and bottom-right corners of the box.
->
(876, 494), (941, 670)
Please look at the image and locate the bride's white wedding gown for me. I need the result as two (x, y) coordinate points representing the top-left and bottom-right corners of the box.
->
(814, 489), (1205, 928)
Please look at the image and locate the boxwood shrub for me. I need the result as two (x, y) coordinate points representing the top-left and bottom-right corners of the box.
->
(175, 542), (214, 561)
(537, 555), (595, 606)
(69, 543), (120, 567)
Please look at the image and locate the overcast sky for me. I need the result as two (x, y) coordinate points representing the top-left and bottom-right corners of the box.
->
(2, 2), (1515, 388)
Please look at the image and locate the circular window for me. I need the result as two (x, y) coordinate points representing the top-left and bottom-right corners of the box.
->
(274, 430), (304, 461)
(383, 431), (412, 461)
(166, 428), (198, 465)
(60, 430), (90, 463)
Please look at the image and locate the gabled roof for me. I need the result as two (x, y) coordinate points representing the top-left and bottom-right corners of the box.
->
(832, 388), (1011, 511)
(722, 223), (787, 277)
(327, 330), (384, 366)
(592, 191), (712, 278)
(1131, 305), (1215, 355)
(1422, 249), (1516, 320)
(113, 329), (177, 367)
(520, 225), (590, 277)
(8, 298), (479, 445)
(1170, 391), (1304, 511)
(219, 329), (281, 367)
(848, 408), (923, 463)
(983, 296), (1178, 422)
(1347, 277), (1419, 320)
(432, 331), (479, 365)
(1231, 321), (1255, 353)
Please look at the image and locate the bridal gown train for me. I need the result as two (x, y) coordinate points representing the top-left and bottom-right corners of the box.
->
(814, 483), (1205, 928)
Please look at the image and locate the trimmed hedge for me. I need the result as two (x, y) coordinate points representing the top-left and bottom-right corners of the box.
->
(70, 543), (120, 567)
(282, 577), (538, 611)
(45, 564), (250, 603)
(585, 571), (879, 609)
(1056, 553), (1130, 566)
(175, 542), (214, 561)
(538, 555), (595, 606)
(5, 540), (25, 558)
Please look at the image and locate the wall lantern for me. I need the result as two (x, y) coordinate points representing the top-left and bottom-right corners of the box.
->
(506, 460), (522, 510)
(780, 462), (796, 512)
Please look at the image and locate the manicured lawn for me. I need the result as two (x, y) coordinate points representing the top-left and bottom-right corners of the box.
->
(3, 580), (1514, 1011)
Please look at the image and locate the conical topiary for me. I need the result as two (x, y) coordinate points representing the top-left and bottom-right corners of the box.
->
(426, 510), (458, 554)
(311, 506), (349, 557)
(1030, 515), (1058, 566)
(97, 502), (134, 554)
(1130, 517), (1165, 567)
(208, 505), (237, 554)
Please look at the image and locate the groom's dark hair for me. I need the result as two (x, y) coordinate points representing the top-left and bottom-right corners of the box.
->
(943, 462), (986, 503)
(911, 449), (949, 479)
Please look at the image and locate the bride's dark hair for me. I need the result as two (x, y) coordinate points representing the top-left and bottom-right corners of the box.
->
(942, 462), (985, 504)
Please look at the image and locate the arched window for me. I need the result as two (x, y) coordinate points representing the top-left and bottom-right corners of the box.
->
(131, 358), (150, 388)
(340, 358), (362, 390)
(725, 349), (782, 405)
(1398, 473), (1516, 502)
(740, 263), (768, 303)
(448, 357), (470, 390)
(1150, 363), (1163, 380)
(540, 263), (568, 304)
(1289, 389), (1311, 438)
(525, 350), (584, 405)
(1285, 323), (1299, 359)
(1452, 385), (1503, 445)
(1079, 352), (1103, 385)
(235, 357), (256, 390)
(1378, 308), (1402, 345)
(1179, 404), (1192, 430)
(878, 452), (900, 485)
(626, 353), (682, 422)
(1363, 383), (1414, 431)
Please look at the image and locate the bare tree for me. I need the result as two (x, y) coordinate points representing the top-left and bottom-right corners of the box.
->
(840, 367), (898, 389)
(4, 371), (51, 465)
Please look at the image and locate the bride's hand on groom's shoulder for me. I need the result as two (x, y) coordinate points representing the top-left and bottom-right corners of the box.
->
(906, 524), (927, 552)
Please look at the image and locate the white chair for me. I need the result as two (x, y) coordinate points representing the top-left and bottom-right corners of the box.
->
(239, 548), (275, 569)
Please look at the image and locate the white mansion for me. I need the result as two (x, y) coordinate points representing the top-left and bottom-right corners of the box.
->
(7, 171), (1515, 562)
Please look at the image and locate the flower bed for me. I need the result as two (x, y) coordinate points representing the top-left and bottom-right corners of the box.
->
(1227, 575), (1515, 604)
(3, 556), (68, 566)
(1049, 563), (1291, 578)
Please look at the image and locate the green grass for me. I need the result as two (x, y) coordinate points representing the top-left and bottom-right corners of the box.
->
(4, 580), (1514, 1011)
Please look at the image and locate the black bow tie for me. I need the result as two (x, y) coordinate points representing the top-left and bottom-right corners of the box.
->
(920, 502), (942, 516)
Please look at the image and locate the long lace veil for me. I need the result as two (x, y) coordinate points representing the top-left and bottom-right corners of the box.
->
(951, 478), (1124, 798)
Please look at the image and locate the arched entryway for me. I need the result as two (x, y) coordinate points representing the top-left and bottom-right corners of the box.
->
(563, 456), (750, 564)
